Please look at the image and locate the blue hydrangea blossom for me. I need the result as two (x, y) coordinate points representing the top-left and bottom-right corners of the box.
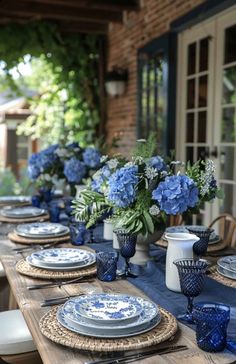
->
(83, 148), (101, 169)
(107, 166), (138, 208)
(152, 175), (199, 215)
(91, 166), (111, 193)
(148, 156), (167, 172)
(64, 157), (86, 184)
(28, 153), (41, 180)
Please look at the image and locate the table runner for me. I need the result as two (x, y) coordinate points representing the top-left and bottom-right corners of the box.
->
(90, 225), (236, 342)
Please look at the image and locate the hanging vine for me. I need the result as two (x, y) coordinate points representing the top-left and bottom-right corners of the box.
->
(0, 21), (101, 146)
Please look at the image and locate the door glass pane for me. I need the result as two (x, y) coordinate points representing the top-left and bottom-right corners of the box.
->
(198, 111), (207, 142)
(220, 183), (236, 216)
(186, 113), (194, 142)
(223, 66), (236, 104)
(198, 75), (208, 107)
(199, 38), (209, 72)
(221, 107), (236, 142)
(187, 78), (195, 109)
(219, 146), (236, 180)
(224, 24), (236, 65)
(186, 147), (193, 164)
(197, 146), (206, 161)
(188, 42), (196, 75)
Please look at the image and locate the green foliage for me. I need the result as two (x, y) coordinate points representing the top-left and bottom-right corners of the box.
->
(0, 167), (34, 196)
(0, 22), (100, 145)
(132, 133), (157, 159)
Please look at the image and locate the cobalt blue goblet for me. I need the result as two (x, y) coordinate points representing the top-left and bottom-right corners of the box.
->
(193, 302), (230, 352)
(187, 227), (214, 258)
(173, 258), (209, 323)
(115, 230), (137, 279)
(96, 251), (119, 281)
(31, 195), (41, 208)
(39, 187), (53, 203)
(48, 203), (61, 223)
(69, 222), (87, 246)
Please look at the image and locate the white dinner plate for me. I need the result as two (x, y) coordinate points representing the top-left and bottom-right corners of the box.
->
(0, 196), (31, 205)
(217, 266), (236, 281)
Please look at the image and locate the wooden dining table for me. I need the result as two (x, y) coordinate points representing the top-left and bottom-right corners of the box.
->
(0, 227), (236, 364)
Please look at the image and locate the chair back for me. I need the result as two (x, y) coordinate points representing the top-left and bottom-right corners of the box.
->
(209, 213), (236, 247)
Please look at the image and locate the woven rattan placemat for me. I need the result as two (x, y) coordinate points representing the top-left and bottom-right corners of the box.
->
(39, 305), (178, 352)
(16, 259), (96, 280)
(208, 265), (236, 289)
(8, 231), (70, 245)
(155, 238), (227, 253)
(0, 214), (50, 224)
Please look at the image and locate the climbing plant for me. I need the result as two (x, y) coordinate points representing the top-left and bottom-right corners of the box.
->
(0, 21), (101, 146)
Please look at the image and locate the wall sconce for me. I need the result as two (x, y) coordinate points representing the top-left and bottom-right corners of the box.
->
(105, 67), (128, 97)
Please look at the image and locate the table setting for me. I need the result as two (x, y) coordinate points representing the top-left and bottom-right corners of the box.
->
(0, 195), (31, 207)
(0, 206), (50, 223)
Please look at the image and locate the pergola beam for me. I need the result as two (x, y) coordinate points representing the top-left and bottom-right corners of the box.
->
(14, 0), (140, 12)
(0, 2), (123, 23)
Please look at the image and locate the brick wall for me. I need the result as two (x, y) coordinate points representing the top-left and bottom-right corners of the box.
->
(106, 0), (205, 156)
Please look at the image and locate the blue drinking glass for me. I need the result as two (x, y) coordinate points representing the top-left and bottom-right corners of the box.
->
(115, 229), (137, 279)
(49, 204), (61, 223)
(173, 258), (209, 323)
(31, 195), (41, 208)
(96, 251), (119, 282)
(39, 187), (53, 203)
(69, 222), (87, 246)
(193, 302), (230, 352)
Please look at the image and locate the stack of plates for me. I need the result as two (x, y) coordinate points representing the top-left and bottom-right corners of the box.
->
(1, 206), (46, 219)
(15, 222), (69, 239)
(26, 248), (96, 271)
(217, 256), (236, 280)
(165, 225), (220, 245)
(57, 293), (161, 338)
(0, 196), (31, 206)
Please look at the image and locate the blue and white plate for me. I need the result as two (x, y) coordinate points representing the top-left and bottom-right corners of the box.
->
(58, 295), (160, 338)
(15, 222), (69, 238)
(30, 248), (93, 267)
(74, 294), (144, 324)
(217, 256), (236, 278)
(0, 196), (30, 205)
(1, 207), (46, 219)
(26, 252), (96, 271)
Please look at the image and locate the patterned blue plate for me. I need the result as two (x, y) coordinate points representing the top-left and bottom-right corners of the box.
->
(57, 296), (160, 338)
(30, 248), (92, 267)
(74, 294), (144, 324)
(1, 207), (46, 218)
(217, 256), (236, 279)
(16, 222), (69, 238)
(26, 253), (96, 271)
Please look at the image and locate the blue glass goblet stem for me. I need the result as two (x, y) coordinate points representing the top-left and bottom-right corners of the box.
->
(174, 259), (209, 323)
(115, 230), (137, 279)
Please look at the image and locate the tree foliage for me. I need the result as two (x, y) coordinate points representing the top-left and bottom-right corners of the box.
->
(0, 21), (100, 146)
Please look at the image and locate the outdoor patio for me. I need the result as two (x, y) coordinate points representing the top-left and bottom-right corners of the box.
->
(0, 1), (235, 364)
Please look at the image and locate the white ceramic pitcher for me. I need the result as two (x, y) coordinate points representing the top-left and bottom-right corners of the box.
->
(165, 232), (200, 292)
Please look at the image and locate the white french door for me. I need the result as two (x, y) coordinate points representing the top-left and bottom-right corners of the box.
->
(176, 5), (236, 225)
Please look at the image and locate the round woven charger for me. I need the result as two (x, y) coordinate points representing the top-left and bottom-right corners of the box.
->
(39, 305), (178, 352)
(0, 214), (50, 224)
(208, 265), (236, 289)
(155, 238), (227, 252)
(16, 259), (96, 280)
(8, 231), (70, 245)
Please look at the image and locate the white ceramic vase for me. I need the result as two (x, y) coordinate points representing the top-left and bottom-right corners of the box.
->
(103, 219), (114, 240)
(75, 184), (86, 199)
(130, 230), (164, 266)
(165, 232), (200, 292)
(113, 232), (120, 250)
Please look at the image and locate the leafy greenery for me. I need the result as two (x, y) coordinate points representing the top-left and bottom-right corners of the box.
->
(0, 21), (100, 146)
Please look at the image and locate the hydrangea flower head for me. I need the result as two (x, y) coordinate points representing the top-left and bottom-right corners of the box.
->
(107, 166), (138, 208)
(152, 175), (199, 215)
(91, 165), (111, 193)
(148, 156), (167, 172)
(38, 145), (58, 170)
(83, 148), (101, 169)
(28, 153), (41, 180)
(64, 157), (86, 184)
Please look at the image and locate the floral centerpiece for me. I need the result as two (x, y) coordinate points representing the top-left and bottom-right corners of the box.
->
(72, 138), (221, 262)
(27, 142), (101, 196)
